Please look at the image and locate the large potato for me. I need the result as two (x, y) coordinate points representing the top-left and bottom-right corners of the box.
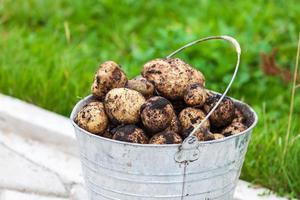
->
(104, 88), (145, 124)
(91, 61), (127, 98)
(142, 58), (205, 100)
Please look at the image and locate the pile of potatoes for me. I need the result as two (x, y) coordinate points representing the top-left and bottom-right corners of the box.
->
(75, 58), (248, 144)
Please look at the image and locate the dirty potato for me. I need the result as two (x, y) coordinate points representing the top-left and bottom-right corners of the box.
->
(184, 83), (207, 107)
(149, 130), (182, 144)
(221, 121), (247, 137)
(112, 125), (148, 144)
(104, 88), (146, 124)
(142, 58), (205, 100)
(178, 107), (210, 140)
(140, 96), (174, 134)
(91, 61), (127, 99)
(75, 101), (108, 135)
(126, 76), (154, 98)
(203, 94), (235, 128)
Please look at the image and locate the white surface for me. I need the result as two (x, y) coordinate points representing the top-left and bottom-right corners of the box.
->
(0, 190), (67, 200)
(70, 184), (88, 200)
(0, 132), (82, 185)
(0, 143), (67, 196)
(235, 180), (288, 200)
(0, 94), (76, 156)
(0, 93), (291, 200)
(0, 130), (86, 199)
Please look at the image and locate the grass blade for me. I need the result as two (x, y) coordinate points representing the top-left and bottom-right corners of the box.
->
(282, 33), (300, 159)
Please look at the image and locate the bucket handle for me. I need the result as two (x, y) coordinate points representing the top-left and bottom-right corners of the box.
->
(167, 36), (241, 163)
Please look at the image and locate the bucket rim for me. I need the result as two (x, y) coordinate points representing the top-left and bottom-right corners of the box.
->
(70, 94), (258, 148)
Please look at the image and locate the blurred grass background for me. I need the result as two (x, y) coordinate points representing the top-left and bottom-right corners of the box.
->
(0, 0), (299, 198)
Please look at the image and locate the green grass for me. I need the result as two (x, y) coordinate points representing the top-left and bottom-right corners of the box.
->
(0, 0), (299, 198)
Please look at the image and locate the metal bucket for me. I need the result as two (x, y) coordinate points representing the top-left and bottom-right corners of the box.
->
(71, 95), (257, 200)
(70, 36), (258, 200)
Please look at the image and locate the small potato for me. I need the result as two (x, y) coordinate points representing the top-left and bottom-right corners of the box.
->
(149, 130), (182, 144)
(140, 96), (174, 134)
(91, 61), (127, 98)
(221, 121), (247, 137)
(142, 58), (205, 100)
(104, 88), (146, 124)
(178, 107), (210, 139)
(126, 76), (154, 98)
(75, 101), (108, 135)
(112, 125), (148, 144)
(203, 94), (235, 128)
(184, 83), (207, 107)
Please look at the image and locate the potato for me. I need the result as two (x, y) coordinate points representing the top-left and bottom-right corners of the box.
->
(91, 61), (127, 99)
(75, 101), (108, 135)
(149, 130), (182, 144)
(104, 88), (145, 124)
(178, 107), (210, 140)
(221, 121), (247, 136)
(126, 76), (154, 98)
(184, 83), (207, 107)
(203, 94), (235, 128)
(140, 96), (174, 134)
(112, 125), (148, 144)
(142, 58), (205, 100)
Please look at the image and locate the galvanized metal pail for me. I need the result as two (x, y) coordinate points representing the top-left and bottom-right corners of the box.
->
(70, 36), (258, 200)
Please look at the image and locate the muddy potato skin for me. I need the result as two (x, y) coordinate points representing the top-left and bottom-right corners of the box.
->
(75, 101), (108, 135)
(149, 130), (182, 144)
(184, 83), (207, 107)
(221, 121), (247, 136)
(142, 58), (205, 100)
(104, 88), (146, 124)
(91, 61), (128, 98)
(203, 94), (235, 128)
(112, 125), (148, 144)
(126, 76), (154, 98)
(178, 107), (210, 139)
(140, 96), (174, 134)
